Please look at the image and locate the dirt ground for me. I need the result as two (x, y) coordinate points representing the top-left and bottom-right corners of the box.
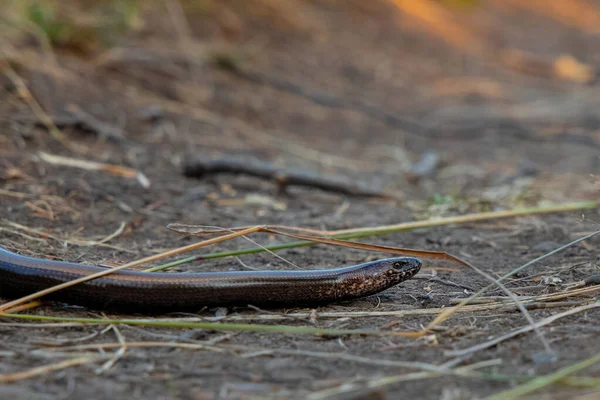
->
(1, 1), (599, 399)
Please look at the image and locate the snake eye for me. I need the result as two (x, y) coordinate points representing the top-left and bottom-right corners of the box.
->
(392, 261), (404, 270)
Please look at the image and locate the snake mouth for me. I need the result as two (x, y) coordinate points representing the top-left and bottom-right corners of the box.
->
(384, 257), (422, 283)
(403, 257), (422, 273)
(401, 257), (421, 279)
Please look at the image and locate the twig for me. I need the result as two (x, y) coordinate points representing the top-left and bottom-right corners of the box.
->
(38, 152), (149, 188)
(183, 155), (397, 198)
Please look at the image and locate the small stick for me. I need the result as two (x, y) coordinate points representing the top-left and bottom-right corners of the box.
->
(183, 156), (398, 199)
(38, 152), (149, 187)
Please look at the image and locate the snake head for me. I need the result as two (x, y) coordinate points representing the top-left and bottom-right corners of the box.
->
(339, 257), (422, 299)
(382, 257), (422, 282)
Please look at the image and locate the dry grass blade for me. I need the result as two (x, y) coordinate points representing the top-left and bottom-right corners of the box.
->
(262, 226), (470, 265)
(169, 224), (476, 266)
(0, 355), (110, 383)
(1, 218), (131, 252)
(95, 325), (127, 373)
(169, 201), (597, 239)
(532, 285), (600, 301)
(38, 152), (150, 188)
(191, 301), (585, 322)
(0, 189), (34, 199)
(452, 285), (600, 306)
(2, 301), (43, 314)
(0, 226), (263, 313)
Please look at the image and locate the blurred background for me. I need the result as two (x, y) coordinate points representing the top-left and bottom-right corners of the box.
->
(1, 2), (600, 399)
(2, 0), (598, 213)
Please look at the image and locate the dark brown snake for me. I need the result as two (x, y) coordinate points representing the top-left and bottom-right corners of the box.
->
(0, 246), (421, 312)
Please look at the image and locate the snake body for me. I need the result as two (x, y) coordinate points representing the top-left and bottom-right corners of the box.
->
(0, 246), (421, 311)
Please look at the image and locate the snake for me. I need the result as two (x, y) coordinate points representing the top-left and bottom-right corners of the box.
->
(0, 246), (421, 312)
